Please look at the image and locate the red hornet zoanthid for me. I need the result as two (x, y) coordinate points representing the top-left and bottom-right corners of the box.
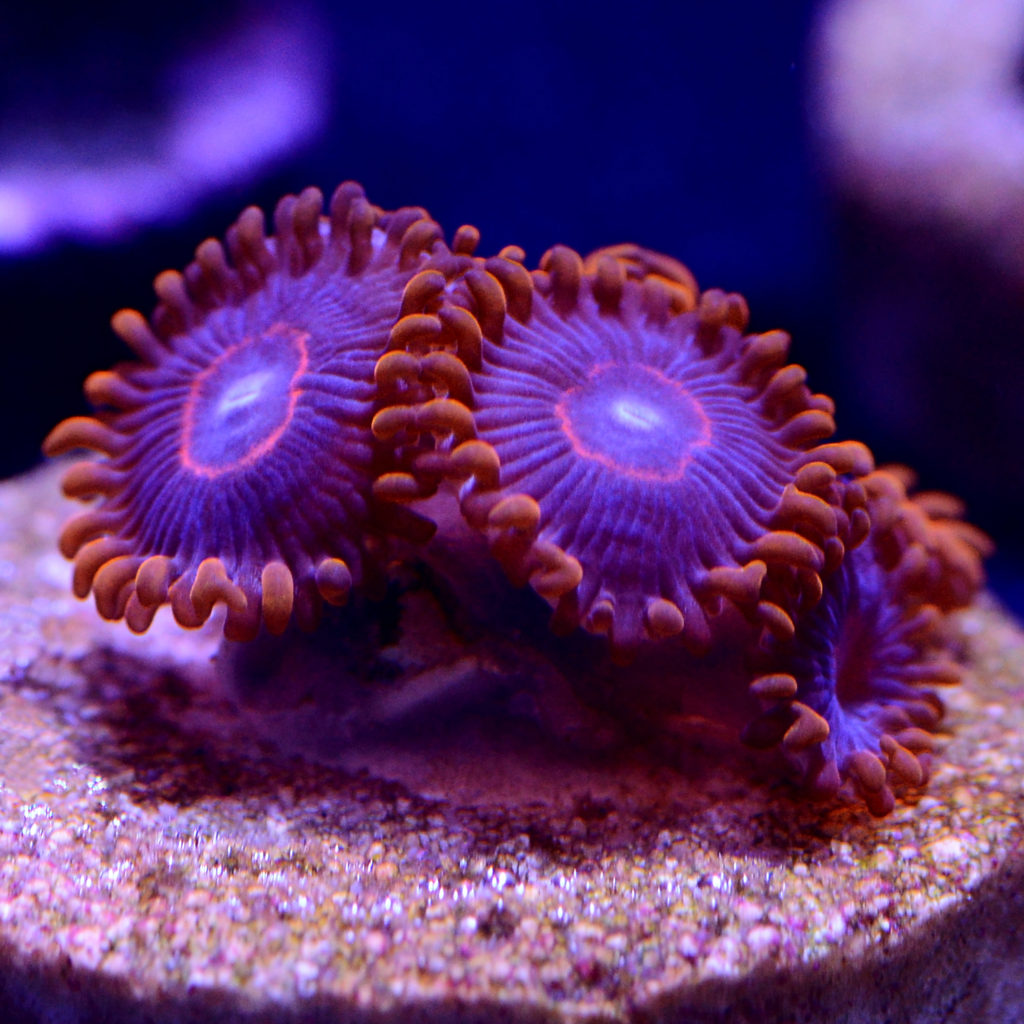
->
(44, 182), (991, 816)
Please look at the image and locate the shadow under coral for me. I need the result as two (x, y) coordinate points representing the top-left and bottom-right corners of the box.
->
(68, 559), (870, 864)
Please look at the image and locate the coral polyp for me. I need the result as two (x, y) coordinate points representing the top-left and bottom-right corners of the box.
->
(43, 182), (458, 640)
(745, 469), (992, 814)
(376, 242), (874, 658)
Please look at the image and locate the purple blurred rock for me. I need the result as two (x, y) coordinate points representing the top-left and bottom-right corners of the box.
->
(809, 0), (1024, 537)
(0, 4), (329, 252)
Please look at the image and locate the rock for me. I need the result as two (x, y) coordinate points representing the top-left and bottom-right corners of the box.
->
(0, 462), (1021, 1023)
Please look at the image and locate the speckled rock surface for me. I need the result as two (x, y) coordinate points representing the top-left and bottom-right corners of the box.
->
(1, 462), (1022, 1024)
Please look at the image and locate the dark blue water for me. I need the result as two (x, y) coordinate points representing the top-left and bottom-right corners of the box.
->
(3, 0), (1021, 602)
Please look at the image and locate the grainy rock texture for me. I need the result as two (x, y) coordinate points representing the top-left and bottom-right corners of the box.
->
(0, 463), (1021, 1024)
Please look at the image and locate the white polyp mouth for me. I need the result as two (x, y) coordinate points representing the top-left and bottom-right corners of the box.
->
(218, 370), (273, 416)
(610, 396), (662, 433)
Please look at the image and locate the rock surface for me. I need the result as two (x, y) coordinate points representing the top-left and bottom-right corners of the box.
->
(0, 462), (1022, 1024)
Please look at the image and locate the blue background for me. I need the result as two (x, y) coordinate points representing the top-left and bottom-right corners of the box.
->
(3, 0), (1020, 609)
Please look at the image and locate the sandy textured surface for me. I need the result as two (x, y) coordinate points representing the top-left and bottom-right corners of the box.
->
(0, 462), (1022, 1024)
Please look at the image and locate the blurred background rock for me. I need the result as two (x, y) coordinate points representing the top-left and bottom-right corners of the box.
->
(810, 0), (1024, 612)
